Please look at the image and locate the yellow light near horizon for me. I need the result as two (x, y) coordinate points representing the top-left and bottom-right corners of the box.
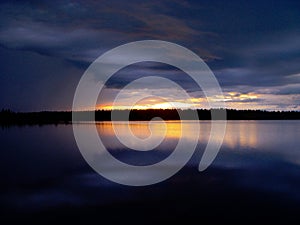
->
(97, 100), (195, 110)
(189, 97), (207, 103)
(96, 91), (262, 110)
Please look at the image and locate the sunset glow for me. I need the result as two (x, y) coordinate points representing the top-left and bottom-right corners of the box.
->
(96, 91), (294, 111)
(97, 101), (195, 110)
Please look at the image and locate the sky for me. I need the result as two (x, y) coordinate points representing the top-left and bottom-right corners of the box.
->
(0, 0), (300, 111)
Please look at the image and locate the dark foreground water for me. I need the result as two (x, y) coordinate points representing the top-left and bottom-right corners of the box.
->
(1, 121), (300, 224)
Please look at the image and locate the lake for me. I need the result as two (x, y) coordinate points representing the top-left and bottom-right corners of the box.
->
(1, 121), (300, 224)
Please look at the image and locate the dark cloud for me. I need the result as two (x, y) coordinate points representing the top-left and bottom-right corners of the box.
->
(0, 0), (217, 62)
(104, 62), (199, 91)
(0, 0), (300, 110)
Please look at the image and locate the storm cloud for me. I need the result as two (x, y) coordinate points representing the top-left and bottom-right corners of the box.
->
(0, 0), (300, 111)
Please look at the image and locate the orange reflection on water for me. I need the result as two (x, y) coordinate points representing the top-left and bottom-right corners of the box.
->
(224, 122), (258, 149)
(96, 121), (182, 140)
(96, 121), (258, 149)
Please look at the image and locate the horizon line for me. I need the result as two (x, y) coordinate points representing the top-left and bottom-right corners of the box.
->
(1, 108), (300, 113)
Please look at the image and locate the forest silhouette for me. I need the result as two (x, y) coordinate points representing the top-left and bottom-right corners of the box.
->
(1, 108), (300, 126)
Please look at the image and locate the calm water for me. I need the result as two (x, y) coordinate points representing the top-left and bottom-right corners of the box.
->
(1, 121), (300, 224)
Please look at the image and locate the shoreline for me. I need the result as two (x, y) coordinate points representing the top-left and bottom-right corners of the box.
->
(1, 109), (300, 126)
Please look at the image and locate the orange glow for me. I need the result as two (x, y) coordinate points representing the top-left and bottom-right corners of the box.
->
(96, 91), (265, 110)
(97, 121), (182, 140)
(97, 96), (196, 110)
(96, 121), (259, 150)
(224, 121), (258, 148)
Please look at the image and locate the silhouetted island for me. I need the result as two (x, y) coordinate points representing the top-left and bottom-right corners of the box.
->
(1, 108), (300, 126)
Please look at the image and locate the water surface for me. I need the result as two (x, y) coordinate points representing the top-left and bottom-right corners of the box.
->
(1, 121), (300, 224)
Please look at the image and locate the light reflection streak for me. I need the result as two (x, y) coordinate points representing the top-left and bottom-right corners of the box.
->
(96, 121), (258, 150)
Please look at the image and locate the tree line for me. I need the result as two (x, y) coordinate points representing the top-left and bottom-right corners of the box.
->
(1, 108), (300, 126)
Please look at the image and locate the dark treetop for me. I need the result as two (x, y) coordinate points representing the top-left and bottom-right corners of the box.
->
(1, 109), (300, 126)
